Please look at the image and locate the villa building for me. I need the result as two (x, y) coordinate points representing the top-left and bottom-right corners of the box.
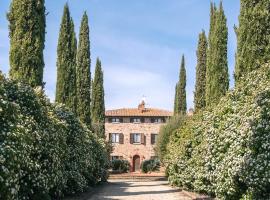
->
(105, 101), (173, 172)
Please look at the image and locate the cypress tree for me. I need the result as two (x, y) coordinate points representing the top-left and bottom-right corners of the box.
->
(235, 0), (270, 83)
(205, 2), (229, 107)
(55, 4), (77, 113)
(91, 58), (105, 137)
(175, 55), (187, 115)
(194, 30), (207, 112)
(7, 0), (46, 87)
(76, 12), (91, 127)
(173, 83), (179, 115)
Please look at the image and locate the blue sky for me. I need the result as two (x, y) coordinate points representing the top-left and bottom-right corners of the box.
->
(0, 0), (240, 111)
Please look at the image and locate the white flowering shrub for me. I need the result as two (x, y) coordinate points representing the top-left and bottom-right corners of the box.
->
(0, 74), (109, 199)
(165, 65), (270, 199)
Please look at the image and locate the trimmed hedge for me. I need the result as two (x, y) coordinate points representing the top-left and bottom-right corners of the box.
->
(165, 65), (270, 199)
(155, 115), (185, 162)
(141, 159), (160, 173)
(111, 159), (130, 173)
(0, 74), (109, 199)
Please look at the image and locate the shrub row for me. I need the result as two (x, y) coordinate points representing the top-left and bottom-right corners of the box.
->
(111, 159), (130, 173)
(0, 74), (109, 199)
(163, 65), (270, 199)
(155, 115), (185, 162)
(141, 159), (160, 173)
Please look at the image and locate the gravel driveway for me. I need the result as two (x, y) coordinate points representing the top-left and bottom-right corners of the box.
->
(84, 179), (192, 200)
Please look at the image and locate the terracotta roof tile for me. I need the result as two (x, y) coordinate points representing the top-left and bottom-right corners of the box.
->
(105, 108), (173, 117)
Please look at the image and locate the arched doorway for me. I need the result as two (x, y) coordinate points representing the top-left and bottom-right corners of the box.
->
(133, 155), (140, 172)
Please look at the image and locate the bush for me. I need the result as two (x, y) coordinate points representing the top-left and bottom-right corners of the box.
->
(165, 65), (270, 199)
(141, 159), (161, 173)
(111, 159), (129, 173)
(0, 74), (109, 199)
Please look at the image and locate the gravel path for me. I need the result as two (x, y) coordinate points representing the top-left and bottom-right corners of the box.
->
(85, 179), (192, 200)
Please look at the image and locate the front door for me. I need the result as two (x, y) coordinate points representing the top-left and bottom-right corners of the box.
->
(133, 155), (140, 172)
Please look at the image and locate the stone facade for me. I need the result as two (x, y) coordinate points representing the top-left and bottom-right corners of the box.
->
(105, 101), (172, 172)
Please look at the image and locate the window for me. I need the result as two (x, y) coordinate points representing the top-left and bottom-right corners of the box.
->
(112, 118), (121, 123)
(130, 133), (145, 144)
(151, 133), (158, 144)
(133, 133), (141, 143)
(111, 156), (123, 160)
(111, 133), (119, 143)
(150, 156), (158, 160)
(152, 118), (163, 123)
(132, 118), (141, 123)
(110, 133), (124, 144)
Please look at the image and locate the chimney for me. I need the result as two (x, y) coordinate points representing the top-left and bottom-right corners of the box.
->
(138, 100), (146, 112)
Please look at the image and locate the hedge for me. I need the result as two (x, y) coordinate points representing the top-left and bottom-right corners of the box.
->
(164, 64), (270, 199)
(0, 73), (109, 199)
(111, 159), (130, 173)
(141, 159), (160, 173)
(155, 115), (185, 162)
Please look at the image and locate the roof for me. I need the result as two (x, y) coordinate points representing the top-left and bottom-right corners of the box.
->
(105, 108), (173, 117)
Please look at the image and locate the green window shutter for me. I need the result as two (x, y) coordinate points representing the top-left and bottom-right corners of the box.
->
(130, 133), (134, 144)
(151, 134), (154, 144)
(141, 133), (145, 144)
(119, 133), (124, 144)
(109, 133), (112, 142)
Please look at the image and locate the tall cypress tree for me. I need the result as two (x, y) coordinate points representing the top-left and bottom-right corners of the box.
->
(235, 0), (270, 83)
(194, 30), (207, 112)
(55, 4), (77, 113)
(76, 12), (91, 127)
(173, 83), (179, 115)
(91, 58), (105, 137)
(205, 2), (229, 107)
(8, 0), (46, 87)
(175, 55), (187, 115)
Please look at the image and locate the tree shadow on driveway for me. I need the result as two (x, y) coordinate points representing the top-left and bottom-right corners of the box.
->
(85, 180), (192, 200)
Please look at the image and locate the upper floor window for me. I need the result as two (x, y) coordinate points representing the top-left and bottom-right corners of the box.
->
(132, 118), (141, 123)
(151, 133), (158, 144)
(112, 118), (120, 123)
(152, 118), (163, 123)
(109, 118), (123, 123)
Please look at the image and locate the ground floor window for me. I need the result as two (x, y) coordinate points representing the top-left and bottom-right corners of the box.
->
(111, 156), (123, 160)
(150, 156), (158, 160)
(111, 133), (120, 143)
(151, 133), (158, 144)
(133, 133), (141, 143)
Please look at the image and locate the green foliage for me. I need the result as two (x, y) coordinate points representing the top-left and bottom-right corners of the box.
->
(194, 30), (207, 112)
(205, 2), (229, 107)
(111, 159), (130, 173)
(55, 4), (77, 114)
(173, 83), (179, 115)
(91, 58), (105, 137)
(76, 12), (91, 127)
(235, 0), (270, 83)
(165, 65), (270, 199)
(174, 55), (187, 115)
(0, 75), (109, 199)
(141, 159), (161, 173)
(155, 115), (185, 162)
(7, 0), (46, 87)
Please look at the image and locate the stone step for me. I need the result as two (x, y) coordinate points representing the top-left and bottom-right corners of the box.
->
(109, 173), (167, 181)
